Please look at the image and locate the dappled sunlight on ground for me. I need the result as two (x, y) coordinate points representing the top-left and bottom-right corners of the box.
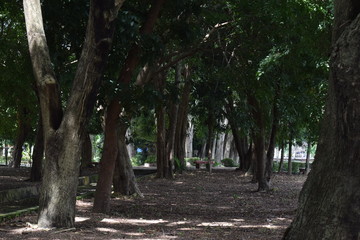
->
(0, 171), (305, 239)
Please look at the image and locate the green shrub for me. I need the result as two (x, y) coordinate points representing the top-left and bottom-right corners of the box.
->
(273, 161), (307, 174)
(131, 153), (145, 166)
(221, 158), (237, 167)
(185, 157), (200, 166)
(145, 155), (156, 164)
(213, 162), (221, 167)
(174, 157), (186, 170)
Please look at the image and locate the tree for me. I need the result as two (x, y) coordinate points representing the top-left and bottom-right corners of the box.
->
(174, 64), (192, 173)
(283, 1), (360, 239)
(0, 1), (38, 168)
(8, 107), (31, 168)
(93, 0), (166, 213)
(23, 0), (123, 228)
(30, 115), (43, 181)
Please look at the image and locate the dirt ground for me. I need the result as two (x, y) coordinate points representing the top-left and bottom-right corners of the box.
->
(0, 169), (306, 240)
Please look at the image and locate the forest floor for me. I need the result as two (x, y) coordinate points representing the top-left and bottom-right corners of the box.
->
(0, 168), (307, 240)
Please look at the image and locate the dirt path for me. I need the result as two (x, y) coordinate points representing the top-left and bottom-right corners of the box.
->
(0, 170), (306, 239)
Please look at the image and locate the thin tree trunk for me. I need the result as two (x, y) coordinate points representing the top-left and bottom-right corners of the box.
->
(81, 132), (92, 169)
(93, 102), (121, 213)
(156, 103), (168, 178)
(243, 139), (251, 171)
(4, 144), (8, 166)
(211, 135), (217, 160)
(165, 63), (181, 176)
(154, 70), (169, 178)
(174, 64), (191, 172)
(305, 141), (311, 174)
(253, 133), (268, 190)
(223, 131), (228, 159)
(225, 97), (248, 170)
(126, 128), (136, 159)
(288, 134), (293, 175)
(278, 141), (285, 173)
(283, 3), (360, 239)
(185, 117), (194, 158)
(10, 108), (30, 168)
(30, 116), (44, 182)
(248, 95), (269, 191)
(245, 143), (257, 182)
(205, 114), (215, 173)
(165, 105), (177, 177)
(265, 100), (279, 182)
(200, 143), (206, 159)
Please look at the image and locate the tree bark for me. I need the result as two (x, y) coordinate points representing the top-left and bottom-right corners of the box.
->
(174, 65), (191, 172)
(215, 131), (226, 162)
(283, 2), (360, 239)
(248, 95), (269, 191)
(287, 134), (293, 175)
(4, 144), (8, 166)
(156, 102), (168, 178)
(205, 113), (215, 173)
(81, 132), (93, 169)
(93, 0), (165, 213)
(154, 70), (173, 179)
(113, 119), (143, 196)
(225, 97), (248, 170)
(126, 128), (136, 159)
(93, 102), (121, 213)
(265, 99), (279, 182)
(24, 0), (122, 228)
(164, 63), (181, 176)
(185, 118), (194, 158)
(10, 108), (30, 168)
(305, 141), (311, 174)
(278, 140), (285, 173)
(200, 142), (206, 159)
(30, 115), (44, 182)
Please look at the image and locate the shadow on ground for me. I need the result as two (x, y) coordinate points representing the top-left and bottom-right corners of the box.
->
(0, 170), (306, 240)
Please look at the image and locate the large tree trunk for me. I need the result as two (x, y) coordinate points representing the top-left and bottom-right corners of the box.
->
(24, 0), (122, 228)
(30, 116), (44, 182)
(113, 119), (143, 196)
(93, 0), (165, 213)
(283, 2), (360, 239)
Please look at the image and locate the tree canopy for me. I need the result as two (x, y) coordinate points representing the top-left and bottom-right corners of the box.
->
(0, 0), (341, 234)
